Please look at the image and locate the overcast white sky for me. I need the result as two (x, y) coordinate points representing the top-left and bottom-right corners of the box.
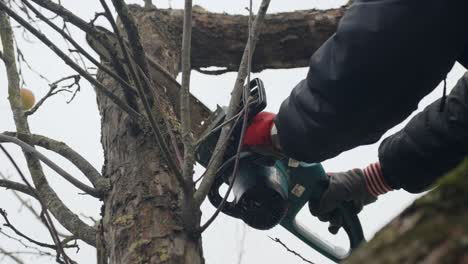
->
(0, 1), (466, 264)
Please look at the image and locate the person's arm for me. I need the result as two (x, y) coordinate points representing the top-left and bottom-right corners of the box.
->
(275, 0), (468, 163)
(310, 73), (468, 234)
(379, 72), (468, 193)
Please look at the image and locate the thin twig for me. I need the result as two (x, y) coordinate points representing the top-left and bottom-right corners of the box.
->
(194, 0), (271, 206)
(21, 0), (139, 100)
(0, 209), (77, 250)
(0, 145), (72, 264)
(0, 247), (25, 264)
(0, 1), (142, 121)
(194, 109), (245, 148)
(268, 237), (315, 264)
(0, 230), (54, 256)
(0, 134), (100, 197)
(0, 172), (69, 237)
(25, 75), (80, 115)
(29, 0), (96, 36)
(198, 113), (249, 232)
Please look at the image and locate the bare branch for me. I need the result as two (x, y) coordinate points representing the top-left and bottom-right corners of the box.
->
(194, 0), (271, 205)
(29, 0), (96, 36)
(180, 0), (194, 183)
(0, 145), (74, 264)
(0, 1), (142, 121)
(0, 178), (37, 198)
(89, 12), (106, 26)
(25, 75), (80, 115)
(21, 0), (139, 108)
(268, 237), (315, 264)
(0, 10), (96, 247)
(0, 247), (25, 264)
(0, 209), (78, 251)
(200, 1), (256, 229)
(0, 172), (72, 239)
(0, 229), (55, 257)
(4, 132), (110, 192)
(0, 134), (101, 197)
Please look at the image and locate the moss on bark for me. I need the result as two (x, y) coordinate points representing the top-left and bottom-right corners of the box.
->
(346, 159), (468, 264)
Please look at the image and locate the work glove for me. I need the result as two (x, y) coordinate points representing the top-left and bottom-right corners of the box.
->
(309, 162), (392, 234)
(243, 112), (277, 148)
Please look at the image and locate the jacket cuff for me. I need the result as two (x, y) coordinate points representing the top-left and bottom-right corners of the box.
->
(363, 162), (393, 197)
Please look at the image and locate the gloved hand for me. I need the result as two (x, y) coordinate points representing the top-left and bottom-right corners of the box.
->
(309, 162), (392, 234)
(243, 112), (277, 148)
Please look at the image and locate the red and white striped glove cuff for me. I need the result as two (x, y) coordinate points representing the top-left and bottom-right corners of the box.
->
(363, 162), (392, 197)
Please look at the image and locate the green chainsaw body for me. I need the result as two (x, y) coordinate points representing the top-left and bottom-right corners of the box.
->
(196, 78), (364, 262)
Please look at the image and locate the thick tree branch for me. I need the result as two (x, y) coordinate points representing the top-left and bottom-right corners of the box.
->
(0, 134), (101, 197)
(127, 5), (344, 135)
(130, 5), (345, 72)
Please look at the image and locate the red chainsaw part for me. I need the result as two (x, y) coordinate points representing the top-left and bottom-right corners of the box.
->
(243, 112), (276, 148)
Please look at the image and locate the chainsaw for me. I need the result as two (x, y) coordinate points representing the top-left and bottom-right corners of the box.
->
(196, 78), (364, 262)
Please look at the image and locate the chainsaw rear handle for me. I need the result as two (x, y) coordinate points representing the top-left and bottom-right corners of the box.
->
(340, 202), (365, 250)
(281, 200), (364, 263)
(278, 161), (365, 262)
(282, 204), (363, 262)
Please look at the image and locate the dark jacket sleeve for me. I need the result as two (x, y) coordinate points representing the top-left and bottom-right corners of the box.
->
(275, 0), (468, 163)
(379, 73), (468, 193)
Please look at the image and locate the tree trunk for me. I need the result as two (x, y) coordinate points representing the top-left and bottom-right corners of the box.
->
(96, 9), (201, 264)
